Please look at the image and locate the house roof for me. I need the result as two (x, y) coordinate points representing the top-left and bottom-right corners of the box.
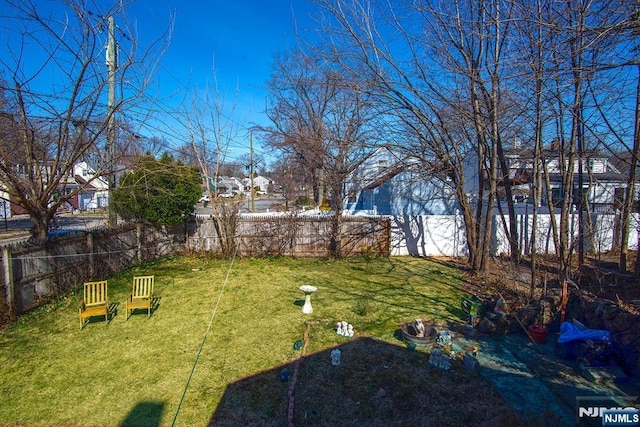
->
(546, 171), (634, 185)
(74, 175), (97, 189)
(362, 165), (408, 190)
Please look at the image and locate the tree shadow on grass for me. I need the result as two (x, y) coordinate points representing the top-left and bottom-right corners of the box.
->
(120, 401), (164, 427)
(208, 336), (517, 426)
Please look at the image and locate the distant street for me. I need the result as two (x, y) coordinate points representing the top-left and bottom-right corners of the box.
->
(0, 195), (287, 244)
(0, 213), (108, 232)
(0, 213), (109, 244)
(195, 195), (287, 215)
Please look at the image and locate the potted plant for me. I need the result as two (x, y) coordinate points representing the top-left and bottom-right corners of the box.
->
(527, 304), (548, 344)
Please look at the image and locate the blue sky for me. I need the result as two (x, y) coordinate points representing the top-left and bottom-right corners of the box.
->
(0, 0), (320, 164)
(126, 0), (319, 160)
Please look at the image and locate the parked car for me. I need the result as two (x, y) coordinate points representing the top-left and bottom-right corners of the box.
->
(256, 190), (268, 195)
(218, 193), (234, 198)
(199, 195), (210, 203)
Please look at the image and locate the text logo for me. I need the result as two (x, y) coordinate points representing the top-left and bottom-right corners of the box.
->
(601, 409), (639, 426)
(576, 396), (639, 425)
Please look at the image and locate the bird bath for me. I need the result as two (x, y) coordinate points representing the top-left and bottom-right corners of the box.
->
(299, 285), (317, 314)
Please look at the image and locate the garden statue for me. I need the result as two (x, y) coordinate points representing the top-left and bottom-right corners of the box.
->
(331, 349), (341, 366)
(414, 319), (426, 337)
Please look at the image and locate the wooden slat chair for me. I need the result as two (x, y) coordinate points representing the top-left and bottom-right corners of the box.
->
(125, 275), (155, 320)
(79, 280), (109, 329)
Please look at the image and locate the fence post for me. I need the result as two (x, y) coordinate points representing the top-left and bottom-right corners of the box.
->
(2, 247), (15, 321)
(137, 223), (143, 262)
(86, 232), (94, 279)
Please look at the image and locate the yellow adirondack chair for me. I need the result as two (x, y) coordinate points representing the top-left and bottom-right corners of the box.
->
(125, 275), (154, 319)
(79, 280), (109, 329)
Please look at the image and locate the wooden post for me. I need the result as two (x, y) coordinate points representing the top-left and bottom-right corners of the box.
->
(87, 232), (95, 279)
(3, 247), (15, 321)
(137, 223), (143, 262)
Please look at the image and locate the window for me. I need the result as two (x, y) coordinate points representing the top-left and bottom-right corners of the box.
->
(551, 188), (564, 207)
(614, 187), (624, 210)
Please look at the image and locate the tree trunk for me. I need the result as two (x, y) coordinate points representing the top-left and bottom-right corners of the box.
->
(620, 65), (640, 273)
(29, 212), (50, 244)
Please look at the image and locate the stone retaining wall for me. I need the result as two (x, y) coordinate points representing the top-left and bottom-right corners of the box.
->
(565, 290), (640, 377)
(513, 289), (640, 378)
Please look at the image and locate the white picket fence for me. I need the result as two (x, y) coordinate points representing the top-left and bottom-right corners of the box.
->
(390, 212), (640, 257)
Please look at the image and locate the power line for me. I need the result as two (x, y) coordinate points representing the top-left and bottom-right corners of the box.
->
(171, 245), (238, 426)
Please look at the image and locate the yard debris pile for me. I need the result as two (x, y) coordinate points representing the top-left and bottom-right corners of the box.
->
(461, 294), (514, 335)
(556, 318), (639, 383)
(460, 285), (640, 383)
(565, 290), (640, 378)
(461, 289), (570, 338)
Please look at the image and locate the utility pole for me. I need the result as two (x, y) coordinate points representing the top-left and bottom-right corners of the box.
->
(250, 133), (255, 213)
(107, 16), (117, 227)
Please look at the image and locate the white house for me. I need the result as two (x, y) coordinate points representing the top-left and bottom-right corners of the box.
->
(244, 175), (273, 193)
(73, 161), (109, 211)
(217, 176), (242, 195)
(462, 142), (636, 213)
(228, 177), (244, 194)
(0, 189), (11, 218)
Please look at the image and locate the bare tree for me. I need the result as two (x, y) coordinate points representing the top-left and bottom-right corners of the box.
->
(313, 0), (638, 277)
(235, 152), (267, 177)
(261, 48), (378, 257)
(260, 51), (330, 207)
(626, 66), (640, 276)
(510, 0), (557, 296)
(524, 0), (637, 278)
(269, 154), (304, 210)
(180, 70), (244, 256)
(182, 76), (241, 199)
(0, 0), (169, 242)
(593, 5), (640, 274)
(313, 0), (521, 272)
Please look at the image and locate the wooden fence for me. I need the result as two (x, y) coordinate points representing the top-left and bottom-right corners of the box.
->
(3, 210), (634, 325)
(0, 215), (390, 325)
(186, 213), (391, 258)
(0, 223), (184, 324)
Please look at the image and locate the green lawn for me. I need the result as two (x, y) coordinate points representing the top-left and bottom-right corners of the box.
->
(0, 255), (481, 426)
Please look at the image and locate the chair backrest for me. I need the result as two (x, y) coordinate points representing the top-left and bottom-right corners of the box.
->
(132, 276), (154, 299)
(84, 281), (108, 306)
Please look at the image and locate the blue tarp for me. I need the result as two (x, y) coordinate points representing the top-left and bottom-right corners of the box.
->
(557, 321), (610, 344)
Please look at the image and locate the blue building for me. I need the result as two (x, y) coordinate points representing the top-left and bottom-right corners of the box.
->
(345, 147), (459, 216)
